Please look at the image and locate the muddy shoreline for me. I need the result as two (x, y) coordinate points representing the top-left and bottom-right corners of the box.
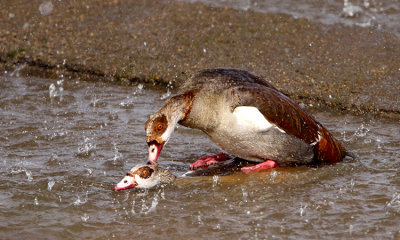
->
(1, 0), (399, 116)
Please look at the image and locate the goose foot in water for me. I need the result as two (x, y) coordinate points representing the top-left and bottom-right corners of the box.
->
(241, 160), (278, 173)
(190, 152), (231, 170)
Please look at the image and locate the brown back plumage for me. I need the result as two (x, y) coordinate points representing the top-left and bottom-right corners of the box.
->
(181, 68), (348, 164)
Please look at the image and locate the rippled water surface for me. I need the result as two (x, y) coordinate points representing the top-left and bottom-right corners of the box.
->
(1, 76), (400, 239)
(185, 0), (400, 38)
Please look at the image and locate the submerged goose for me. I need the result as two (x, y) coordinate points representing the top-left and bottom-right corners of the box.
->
(114, 163), (176, 191)
(145, 68), (351, 172)
(114, 158), (256, 190)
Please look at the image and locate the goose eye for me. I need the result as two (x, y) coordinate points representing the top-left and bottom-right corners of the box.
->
(157, 123), (163, 130)
(143, 170), (149, 176)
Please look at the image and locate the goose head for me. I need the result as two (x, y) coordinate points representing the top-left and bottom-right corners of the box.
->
(145, 112), (171, 164)
(114, 164), (160, 191)
(145, 94), (194, 164)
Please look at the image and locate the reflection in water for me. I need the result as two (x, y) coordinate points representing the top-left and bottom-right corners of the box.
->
(0, 76), (399, 239)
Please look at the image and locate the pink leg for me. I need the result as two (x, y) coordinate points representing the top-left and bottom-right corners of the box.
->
(241, 160), (278, 173)
(190, 152), (230, 170)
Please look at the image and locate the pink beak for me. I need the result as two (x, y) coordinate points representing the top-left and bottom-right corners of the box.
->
(114, 183), (136, 191)
(148, 141), (163, 164)
(113, 175), (137, 191)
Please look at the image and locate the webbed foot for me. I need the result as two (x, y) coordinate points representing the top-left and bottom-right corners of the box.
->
(190, 152), (231, 170)
(241, 160), (278, 173)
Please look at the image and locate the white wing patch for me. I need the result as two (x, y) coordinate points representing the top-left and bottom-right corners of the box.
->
(233, 106), (286, 133)
(310, 129), (322, 146)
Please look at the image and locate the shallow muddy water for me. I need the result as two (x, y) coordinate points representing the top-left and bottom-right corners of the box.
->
(1, 75), (400, 239)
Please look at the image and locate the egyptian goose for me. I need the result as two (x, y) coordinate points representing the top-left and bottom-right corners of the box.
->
(114, 163), (176, 190)
(145, 68), (351, 172)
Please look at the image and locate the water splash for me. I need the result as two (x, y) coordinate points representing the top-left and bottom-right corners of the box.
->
(81, 213), (90, 222)
(160, 89), (171, 100)
(130, 190), (163, 215)
(73, 194), (88, 206)
(77, 137), (96, 157)
(212, 175), (219, 187)
(47, 180), (55, 191)
(354, 123), (370, 138)
(119, 96), (135, 108)
(112, 143), (123, 162)
(49, 80), (64, 102)
(242, 187), (248, 202)
(349, 224), (354, 236)
(269, 169), (278, 181)
(143, 191), (160, 214)
(342, 0), (363, 18)
(10, 167), (33, 182)
(130, 199), (136, 215)
(386, 192), (400, 214)
(119, 84), (144, 108)
(9, 64), (26, 77)
(90, 95), (100, 108)
(160, 81), (173, 100)
(300, 203), (308, 217)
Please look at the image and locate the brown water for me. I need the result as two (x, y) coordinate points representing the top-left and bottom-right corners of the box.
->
(1, 75), (400, 239)
(186, 0), (400, 38)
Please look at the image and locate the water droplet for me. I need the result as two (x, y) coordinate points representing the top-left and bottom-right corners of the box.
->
(11, 167), (33, 182)
(39, 1), (54, 16)
(242, 187), (248, 202)
(48, 180), (55, 191)
(112, 143), (123, 162)
(160, 89), (171, 100)
(212, 175), (219, 187)
(49, 80), (64, 102)
(81, 213), (90, 222)
(73, 195), (87, 206)
(300, 204), (308, 216)
(386, 192), (400, 213)
(34, 197), (39, 206)
(77, 137), (96, 157)
(270, 169), (278, 181)
(10, 64), (26, 77)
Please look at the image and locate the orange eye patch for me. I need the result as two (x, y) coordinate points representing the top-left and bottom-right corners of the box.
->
(150, 114), (168, 134)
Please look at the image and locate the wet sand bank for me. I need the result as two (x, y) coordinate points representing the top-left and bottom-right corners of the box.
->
(1, 0), (399, 116)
